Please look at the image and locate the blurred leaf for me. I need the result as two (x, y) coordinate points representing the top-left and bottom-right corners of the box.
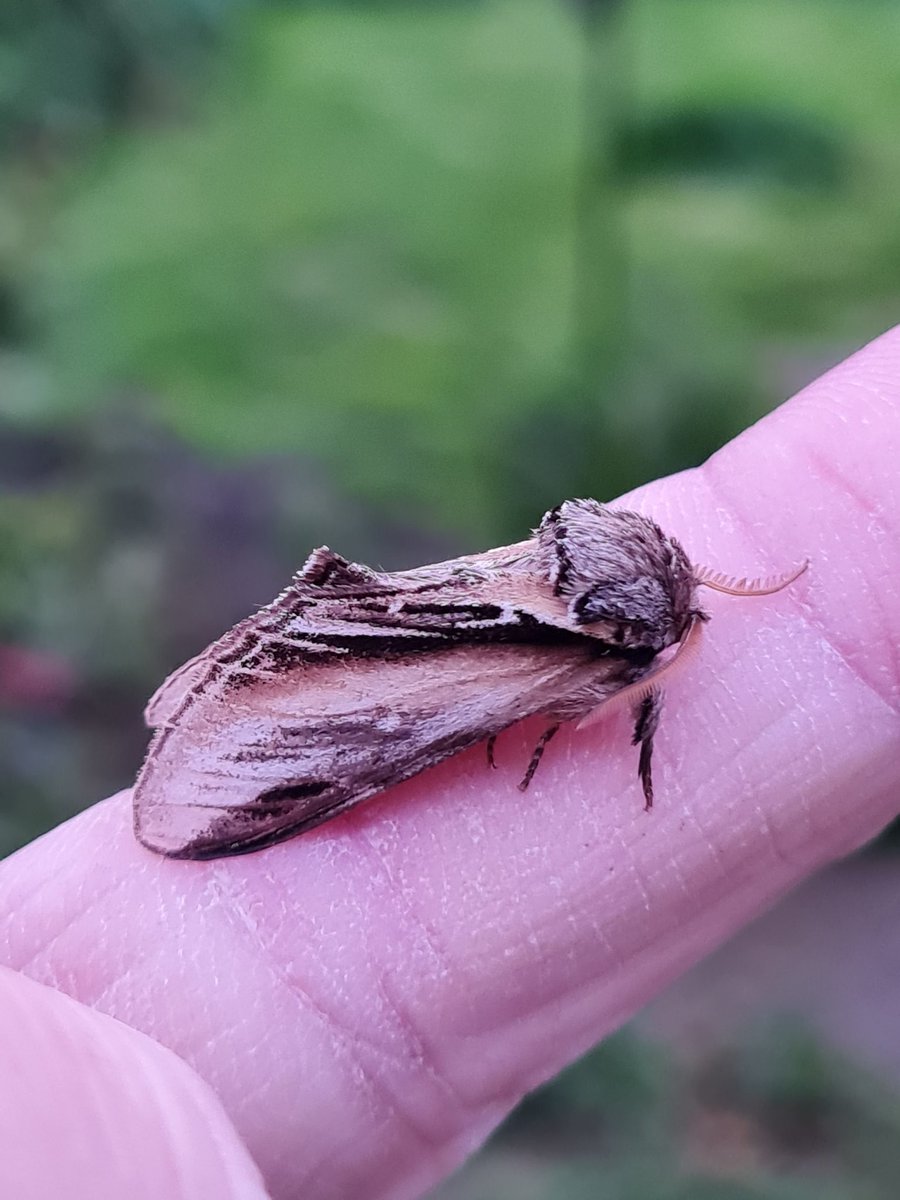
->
(34, 1), (585, 533)
(21, 0), (900, 541)
(617, 106), (846, 190)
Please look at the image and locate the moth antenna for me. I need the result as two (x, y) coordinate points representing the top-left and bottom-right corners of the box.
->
(694, 559), (809, 597)
(576, 616), (705, 731)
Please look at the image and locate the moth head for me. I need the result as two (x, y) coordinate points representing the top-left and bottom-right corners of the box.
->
(538, 499), (808, 653)
(538, 500), (698, 651)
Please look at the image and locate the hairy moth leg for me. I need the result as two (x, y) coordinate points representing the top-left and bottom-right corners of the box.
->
(632, 690), (663, 809)
(486, 735), (498, 770)
(518, 723), (561, 791)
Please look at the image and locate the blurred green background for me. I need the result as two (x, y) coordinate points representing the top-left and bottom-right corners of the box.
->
(3, 1), (900, 1196)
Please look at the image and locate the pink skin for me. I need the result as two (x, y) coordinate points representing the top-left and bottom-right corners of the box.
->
(1, 329), (900, 1199)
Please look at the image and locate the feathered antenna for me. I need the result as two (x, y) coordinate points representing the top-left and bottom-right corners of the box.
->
(576, 615), (705, 731)
(694, 560), (809, 597)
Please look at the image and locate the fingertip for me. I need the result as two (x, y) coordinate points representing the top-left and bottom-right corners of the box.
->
(0, 966), (270, 1200)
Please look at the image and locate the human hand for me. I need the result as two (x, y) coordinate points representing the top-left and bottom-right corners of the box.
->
(1, 329), (898, 1200)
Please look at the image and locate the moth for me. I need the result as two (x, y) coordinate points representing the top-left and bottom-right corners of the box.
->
(133, 499), (806, 859)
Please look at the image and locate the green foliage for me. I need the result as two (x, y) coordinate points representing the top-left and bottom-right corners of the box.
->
(0, 0), (244, 144)
(20, 0), (900, 541)
(508, 1029), (673, 1147)
(33, 1), (583, 535)
(437, 1024), (900, 1200)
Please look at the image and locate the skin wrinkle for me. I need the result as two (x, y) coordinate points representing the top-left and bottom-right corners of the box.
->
(428, 983), (592, 1126)
(700, 681), (816, 869)
(594, 829), (643, 972)
(669, 699), (732, 872)
(376, 724), (638, 1027)
(90, 962), (142, 1028)
(424, 867), (628, 1055)
(568, 886), (623, 977)
(599, 861), (685, 968)
(490, 850), (805, 1119)
(86, 881), (193, 1020)
(0, 865), (55, 941)
(792, 608), (898, 718)
(623, 847), (654, 916)
(0, 847), (89, 977)
(731, 699), (801, 866)
(705, 722), (804, 874)
(741, 659), (880, 855)
(666, 812), (711, 901)
(353, 827), (487, 1119)
(801, 444), (900, 702)
(357, 982), (475, 1158)
(805, 370), (893, 431)
(751, 780), (796, 869)
(16, 875), (136, 1006)
(357, 825), (456, 985)
(206, 860), (457, 1165)
(197, 886), (396, 1190)
(454, 776), (656, 1027)
(371, 965), (478, 1156)
(87, 913), (200, 1030)
(208, 863), (392, 1065)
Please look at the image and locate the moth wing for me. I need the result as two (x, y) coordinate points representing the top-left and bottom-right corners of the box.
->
(144, 548), (390, 729)
(144, 650), (212, 727)
(134, 639), (605, 859)
(292, 545), (382, 588)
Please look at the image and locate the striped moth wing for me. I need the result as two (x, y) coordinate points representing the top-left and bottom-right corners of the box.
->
(135, 638), (627, 859)
(133, 500), (806, 858)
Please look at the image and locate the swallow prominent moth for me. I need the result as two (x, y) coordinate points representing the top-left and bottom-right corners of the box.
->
(133, 499), (806, 859)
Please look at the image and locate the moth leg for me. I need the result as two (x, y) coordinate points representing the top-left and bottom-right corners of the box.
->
(632, 690), (664, 810)
(518, 723), (561, 792)
(486, 735), (498, 770)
